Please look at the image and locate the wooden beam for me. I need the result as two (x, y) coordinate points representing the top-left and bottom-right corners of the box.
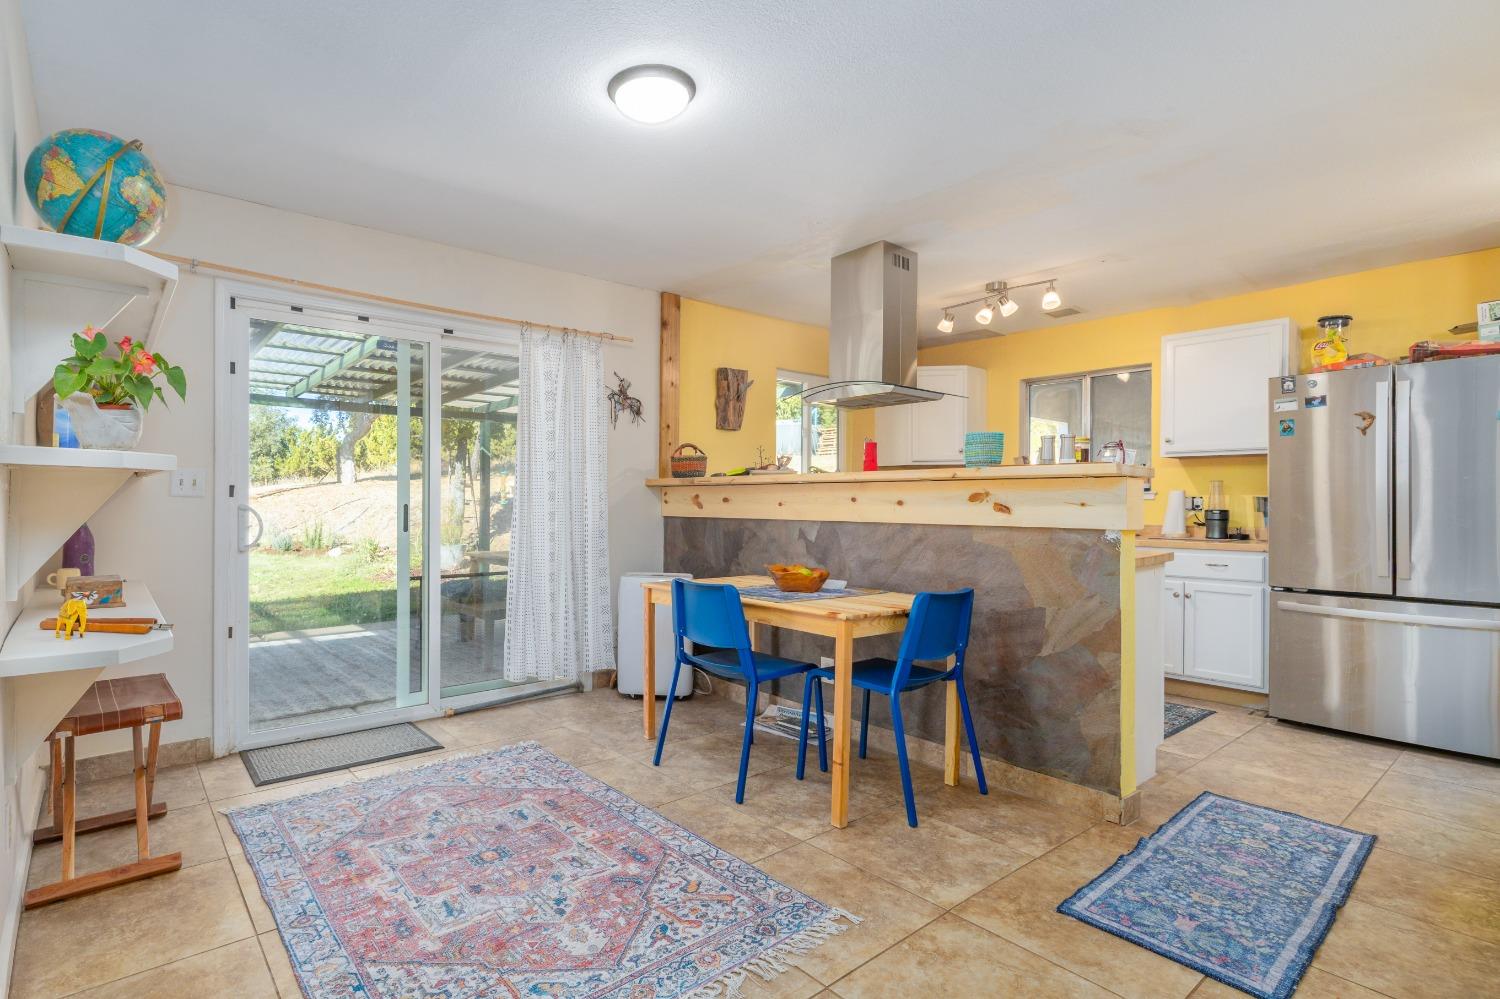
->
(286, 335), (385, 398)
(659, 292), (681, 477)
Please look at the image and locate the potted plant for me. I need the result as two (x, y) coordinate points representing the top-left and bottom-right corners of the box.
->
(53, 327), (187, 449)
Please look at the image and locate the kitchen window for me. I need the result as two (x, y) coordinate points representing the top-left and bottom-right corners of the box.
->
(1022, 365), (1152, 484)
(775, 370), (842, 472)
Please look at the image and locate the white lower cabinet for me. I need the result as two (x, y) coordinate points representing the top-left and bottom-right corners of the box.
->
(1155, 549), (1268, 691)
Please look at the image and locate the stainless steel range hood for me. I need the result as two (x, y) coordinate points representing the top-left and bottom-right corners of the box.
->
(802, 241), (942, 409)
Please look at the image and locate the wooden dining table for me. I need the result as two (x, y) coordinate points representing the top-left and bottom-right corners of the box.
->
(640, 574), (965, 828)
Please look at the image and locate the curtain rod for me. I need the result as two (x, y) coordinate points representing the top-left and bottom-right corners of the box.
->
(146, 251), (634, 344)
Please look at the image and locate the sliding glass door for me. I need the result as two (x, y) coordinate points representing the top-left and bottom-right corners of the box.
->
(239, 316), (429, 737)
(224, 295), (564, 750)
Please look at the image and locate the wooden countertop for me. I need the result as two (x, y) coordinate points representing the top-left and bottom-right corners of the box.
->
(1137, 535), (1268, 553)
(646, 463), (1152, 488)
(1135, 551), (1175, 569)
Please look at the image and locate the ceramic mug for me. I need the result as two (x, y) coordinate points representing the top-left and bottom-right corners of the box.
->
(47, 567), (80, 593)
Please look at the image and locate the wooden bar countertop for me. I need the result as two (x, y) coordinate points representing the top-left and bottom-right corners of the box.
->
(645, 463), (1153, 488)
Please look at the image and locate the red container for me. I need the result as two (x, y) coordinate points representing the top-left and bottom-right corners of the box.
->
(862, 439), (878, 471)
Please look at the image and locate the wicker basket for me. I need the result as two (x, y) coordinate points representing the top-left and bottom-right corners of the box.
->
(670, 443), (708, 478)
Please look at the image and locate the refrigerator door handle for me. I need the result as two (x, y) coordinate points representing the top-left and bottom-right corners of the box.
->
(1394, 379), (1413, 580)
(1276, 599), (1500, 632)
(1374, 376), (1391, 578)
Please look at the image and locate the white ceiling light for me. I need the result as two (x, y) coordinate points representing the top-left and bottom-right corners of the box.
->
(997, 295), (1019, 318)
(1041, 281), (1062, 311)
(936, 311), (955, 334)
(608, 64), (696, 124)
(1116, 370), (1131, 382)
(974, 302), (995, 325)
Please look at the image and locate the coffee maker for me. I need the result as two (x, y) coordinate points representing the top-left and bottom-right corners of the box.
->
(1204, 480), (1230, 540)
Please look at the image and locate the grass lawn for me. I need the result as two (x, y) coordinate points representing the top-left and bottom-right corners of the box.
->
(249, 551), (404, 634)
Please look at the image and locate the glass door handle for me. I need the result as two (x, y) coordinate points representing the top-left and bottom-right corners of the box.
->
(238, 504), (264, 552)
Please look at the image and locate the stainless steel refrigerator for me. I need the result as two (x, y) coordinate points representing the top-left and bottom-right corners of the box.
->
(1268, 355), (1500, 759)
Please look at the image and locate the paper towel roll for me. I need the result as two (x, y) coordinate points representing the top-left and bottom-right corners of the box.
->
(1163, 490), (1188, 536)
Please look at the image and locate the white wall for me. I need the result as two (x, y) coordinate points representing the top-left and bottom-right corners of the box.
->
(79, 186), (663, 758)
(0, 0), (42, 985)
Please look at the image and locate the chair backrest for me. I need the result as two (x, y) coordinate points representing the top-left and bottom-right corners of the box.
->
(672, 578), (753, 666)
(891, 588), (975, 689)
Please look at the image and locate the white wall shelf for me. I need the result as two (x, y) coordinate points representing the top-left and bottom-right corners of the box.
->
(0, 581), (172, 784)
(0, 446), (176, 600)
(2, 224), (178, 416)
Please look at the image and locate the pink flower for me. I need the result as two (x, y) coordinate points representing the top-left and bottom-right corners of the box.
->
(132, 353), (157, 375)
(117, 336), (133, 354)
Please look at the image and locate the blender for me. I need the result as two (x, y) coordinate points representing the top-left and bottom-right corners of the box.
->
(1205, 480), (1230, 540)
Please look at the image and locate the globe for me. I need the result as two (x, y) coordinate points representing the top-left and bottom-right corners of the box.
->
(24, 128), (166, 246)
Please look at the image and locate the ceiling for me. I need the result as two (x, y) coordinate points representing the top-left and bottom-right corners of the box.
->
(22, 1), (1500, 343)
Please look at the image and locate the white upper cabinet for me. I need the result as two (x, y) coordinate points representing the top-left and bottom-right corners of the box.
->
(874, 365), (988, 465)
(1160, 318), (1293, 456)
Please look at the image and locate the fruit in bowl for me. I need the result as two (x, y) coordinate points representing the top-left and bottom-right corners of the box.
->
(766, 563), (830, 593)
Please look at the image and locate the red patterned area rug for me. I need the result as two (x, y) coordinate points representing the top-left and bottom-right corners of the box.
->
(228, 741), (856, 998)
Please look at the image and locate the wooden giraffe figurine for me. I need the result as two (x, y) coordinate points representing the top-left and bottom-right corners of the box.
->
(55, 598), (88, 640)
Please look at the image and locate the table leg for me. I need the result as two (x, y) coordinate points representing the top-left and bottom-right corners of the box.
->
(60, 736), (76, 881)
(132, 726), (149, 860)
(944, 673), (961, 787)
(642, 588), (657, 740)
(48, 737), (62, 828)
(830, 621), (855, 828)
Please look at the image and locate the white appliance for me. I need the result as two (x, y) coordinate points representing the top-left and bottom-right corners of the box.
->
(616, 572), (693, 698)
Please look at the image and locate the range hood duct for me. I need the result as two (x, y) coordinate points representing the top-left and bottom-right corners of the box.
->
(802, 241), (942, 409)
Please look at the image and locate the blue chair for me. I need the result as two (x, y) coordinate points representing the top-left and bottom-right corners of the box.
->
(796, 588), (987, 827)
(653, 579), (826, 804)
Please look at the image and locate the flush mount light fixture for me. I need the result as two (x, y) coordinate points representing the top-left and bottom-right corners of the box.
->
(938, 276), (1063, 328)
(1041, 281), (1062, 311)
(1117, 370), (1132, 382)
(608, 64), (696, 124)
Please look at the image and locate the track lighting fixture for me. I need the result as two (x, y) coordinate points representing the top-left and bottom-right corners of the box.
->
(935, 275), (1063, 330)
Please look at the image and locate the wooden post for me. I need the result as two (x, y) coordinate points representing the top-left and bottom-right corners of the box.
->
(659, 293), (681, 477)
(60, 736), (75, 881)
(132, 726), (149, 859)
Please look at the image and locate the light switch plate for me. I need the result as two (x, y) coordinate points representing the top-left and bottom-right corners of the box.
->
(170, 468), (206, 497)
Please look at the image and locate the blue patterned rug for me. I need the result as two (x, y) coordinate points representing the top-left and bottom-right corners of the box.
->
(1164, 702), (1215, 738)
(1059, 793), (1374, 999)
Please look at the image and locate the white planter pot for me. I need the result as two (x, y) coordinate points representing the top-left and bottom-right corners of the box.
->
(440, 543), (465, 571)
(61, 394), (144, 450)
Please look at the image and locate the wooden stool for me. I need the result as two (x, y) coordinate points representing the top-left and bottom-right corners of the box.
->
(26, 674), (184, 909)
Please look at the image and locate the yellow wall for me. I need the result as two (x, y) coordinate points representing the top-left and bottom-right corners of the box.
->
(891, 246), (1500, 526)
(679, 298), (844, 473)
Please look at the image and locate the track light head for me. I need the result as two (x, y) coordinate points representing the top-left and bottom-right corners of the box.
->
(936, 311), (955, 334)
(1041, 281), (1061, 311)
(998, 295), (1019, 318)
(974, 302), (995, 325)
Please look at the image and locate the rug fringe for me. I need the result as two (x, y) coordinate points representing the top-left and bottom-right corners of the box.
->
(679, 909), (860, 999)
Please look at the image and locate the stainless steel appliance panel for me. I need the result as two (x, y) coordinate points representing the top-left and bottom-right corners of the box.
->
(1396, 355), (1500, 604)
(1270, 592), (1500, 758)
(1268, 367), (1393, 594)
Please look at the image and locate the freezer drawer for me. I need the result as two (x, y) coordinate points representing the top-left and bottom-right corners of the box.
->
(1269, 592), (1500, 759)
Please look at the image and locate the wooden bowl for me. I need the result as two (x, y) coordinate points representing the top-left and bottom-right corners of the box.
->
(765, 564), (830, 593)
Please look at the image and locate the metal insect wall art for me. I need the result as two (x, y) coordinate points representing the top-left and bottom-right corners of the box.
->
(607, 371), (644, 427)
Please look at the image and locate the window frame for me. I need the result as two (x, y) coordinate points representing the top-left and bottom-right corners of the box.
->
(1020, 363), (1153, 492)
(776, 368), (844, 473)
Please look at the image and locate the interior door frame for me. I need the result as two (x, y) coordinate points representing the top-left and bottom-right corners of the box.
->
(211, 279), (562, 756)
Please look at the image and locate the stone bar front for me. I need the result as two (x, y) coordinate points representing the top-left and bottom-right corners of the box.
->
(647, 464), (1151, 817)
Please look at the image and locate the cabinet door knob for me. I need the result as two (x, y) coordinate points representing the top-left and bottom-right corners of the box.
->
(1184, 592), (1193, 599)
(1171, 591), (1180, 597)
(1165, 437), (1173, 444)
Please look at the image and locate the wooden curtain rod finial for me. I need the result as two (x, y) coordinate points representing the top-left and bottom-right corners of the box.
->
(146, 251), (633, 344)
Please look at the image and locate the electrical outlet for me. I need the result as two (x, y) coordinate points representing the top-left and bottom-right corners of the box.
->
(170, 469), (206, 497)
(1188, 495), (1204, 511)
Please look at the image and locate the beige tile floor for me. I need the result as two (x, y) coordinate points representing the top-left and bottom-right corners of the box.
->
(11, 690), (1500, 998)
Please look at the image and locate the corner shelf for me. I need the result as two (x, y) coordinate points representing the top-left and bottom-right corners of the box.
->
(2, 224), (178, 417)
(0, 581), (172, 784)
(0, 446), (176, 601)
(0, 580), (172, 677)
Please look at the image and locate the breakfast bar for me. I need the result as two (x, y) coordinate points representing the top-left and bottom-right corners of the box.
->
(645, 463), (1152, 823)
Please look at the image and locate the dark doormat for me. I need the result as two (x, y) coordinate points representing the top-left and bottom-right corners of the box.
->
(242, 722), (443, 786)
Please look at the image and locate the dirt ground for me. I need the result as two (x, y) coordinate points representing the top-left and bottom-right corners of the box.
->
(250, 475), (510, 550)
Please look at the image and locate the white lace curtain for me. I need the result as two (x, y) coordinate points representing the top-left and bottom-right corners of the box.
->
(503, 330), (613, 682)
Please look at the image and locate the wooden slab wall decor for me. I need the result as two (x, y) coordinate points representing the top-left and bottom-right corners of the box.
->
(715, 367), (752, 430)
